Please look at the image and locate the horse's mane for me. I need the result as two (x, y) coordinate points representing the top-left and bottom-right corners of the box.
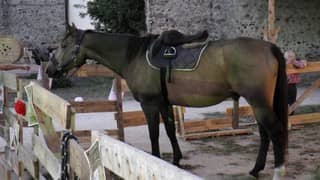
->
(80, 29), (159, 39)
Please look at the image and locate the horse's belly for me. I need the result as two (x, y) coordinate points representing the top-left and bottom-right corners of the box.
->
(169, 94), (227, 107)
(166, 79), (231, 107)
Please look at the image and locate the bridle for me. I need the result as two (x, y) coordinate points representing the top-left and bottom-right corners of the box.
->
(50, 30), (87, 71)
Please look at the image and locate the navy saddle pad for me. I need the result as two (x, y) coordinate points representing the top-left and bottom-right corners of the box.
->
(146, 43), (208, 71)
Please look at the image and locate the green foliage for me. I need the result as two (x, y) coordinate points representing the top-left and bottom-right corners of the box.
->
(87, 0), (146, 34)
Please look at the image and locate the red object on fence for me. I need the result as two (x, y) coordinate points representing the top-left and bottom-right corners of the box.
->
(14, 100), (26, 116)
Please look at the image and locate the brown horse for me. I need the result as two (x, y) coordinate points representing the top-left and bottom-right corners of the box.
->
(46, 25), (288, 179)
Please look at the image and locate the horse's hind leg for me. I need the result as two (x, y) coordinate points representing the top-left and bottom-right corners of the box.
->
(159, 104), (182, 165)
(141, 103), (161, 158)
(250, 123), (270, 178)
(251, 105), (286, 178)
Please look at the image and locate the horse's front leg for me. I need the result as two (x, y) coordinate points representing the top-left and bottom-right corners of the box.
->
(141, 103), (161, 158)
(159, 103), (182, 166)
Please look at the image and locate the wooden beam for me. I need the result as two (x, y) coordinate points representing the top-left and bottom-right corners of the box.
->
(115, 76), (124, 141)
(232, 99), (239, 129)
(121, 111), (149, 128)
(184, 118), (231, 134)
(69, 139), (91, 180)
(32, 135), (61, 180)
(0, 156), (12, 180)
(18, 145), (38, 178)
(34, 106), (61, 153)
(289, 79), (320, 114)
(70, 100), (117, 113)
(286, 62), (320, 74)
(267, 0), (276, 43)
(98, 134), (202, 180)
(226, 106), (253, 117)
(120, 110), (166, 128)
(184, 128), (253, 140)
(289, 113), (320, 125)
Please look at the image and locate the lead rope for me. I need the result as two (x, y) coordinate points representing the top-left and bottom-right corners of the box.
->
(61, 132), (78, 180)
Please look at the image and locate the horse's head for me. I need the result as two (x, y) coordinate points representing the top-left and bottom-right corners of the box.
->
(46, 24), (87, 78)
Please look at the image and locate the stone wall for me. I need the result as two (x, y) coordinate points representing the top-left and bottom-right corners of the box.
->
(145, 0), (320, 60)
(0, 0), (65, 48)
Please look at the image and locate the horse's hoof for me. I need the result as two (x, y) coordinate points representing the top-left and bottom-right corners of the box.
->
(173, 154), (182, 167)
(249, 171), (259, 179)
(173, 159), (181, 167)
(246, 174), (258, 180)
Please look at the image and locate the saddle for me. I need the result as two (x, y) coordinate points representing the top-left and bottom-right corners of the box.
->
(160, 30), (209, 46)
(147, 30), (209, 71)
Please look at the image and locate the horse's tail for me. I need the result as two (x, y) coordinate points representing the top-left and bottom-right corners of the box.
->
(271, 44), (288, 148)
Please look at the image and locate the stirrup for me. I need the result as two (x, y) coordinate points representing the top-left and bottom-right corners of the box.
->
(163, 47), (177, 59)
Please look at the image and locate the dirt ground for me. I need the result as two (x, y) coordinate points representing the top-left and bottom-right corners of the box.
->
(49, 77), (320, 180)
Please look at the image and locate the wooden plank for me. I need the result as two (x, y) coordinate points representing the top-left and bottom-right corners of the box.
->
(289, 79), (320, 114)
(232, 99), (239, 129)
(7, 148), (19, 175)
(115, 76), (124, 141)
(121, 111), (148, 128)
(289, 113), (320, 125)
(184, 118), (232, 134)
(30, 82), (72, 129)
(32, 135), (61, 180)
(18, 145), (38, 178)
(70, 100), (117, 113)
(120, 110), (166, 128)
(74, 64), (115, 77)
(0, 156), (12, 180)
(267, 0), (276, 43)
(184, 128), (253, 140)
(99, 134), (202, 180)
(0, 71), (18, 91)
(69, 139), (91, 180)
(226, 106), (253, 117)
(287, 62), (320, 74)
(72, 130), (92, 149)
(33, 106), (61, 153)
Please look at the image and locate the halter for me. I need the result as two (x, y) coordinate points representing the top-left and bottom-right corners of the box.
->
(50, 30), (87, 71)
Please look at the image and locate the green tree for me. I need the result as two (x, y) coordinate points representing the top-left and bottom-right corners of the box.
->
(87, 0), (146, 34)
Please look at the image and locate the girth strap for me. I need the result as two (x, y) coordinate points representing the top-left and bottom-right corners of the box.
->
(160, 68), (170, 105)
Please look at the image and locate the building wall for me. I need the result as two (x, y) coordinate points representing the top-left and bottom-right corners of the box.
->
(145, 0), (320, 60)
(0, 0), (65, 48)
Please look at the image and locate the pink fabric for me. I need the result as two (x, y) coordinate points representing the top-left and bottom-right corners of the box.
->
(287, 60), (306, 84)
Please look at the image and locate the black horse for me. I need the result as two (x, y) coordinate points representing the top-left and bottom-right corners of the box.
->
(46, 25), (288, 179)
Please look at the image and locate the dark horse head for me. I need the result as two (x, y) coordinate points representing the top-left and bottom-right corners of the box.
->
(46, 24), (87, 78)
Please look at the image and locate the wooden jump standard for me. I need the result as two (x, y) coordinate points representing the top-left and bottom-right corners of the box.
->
(17, 81), (202, 179)
(0, 69), (42, 179)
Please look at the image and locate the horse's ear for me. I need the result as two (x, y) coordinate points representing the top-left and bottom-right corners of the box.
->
(66, 23), (71, 33)
(69, 23), (77, 35)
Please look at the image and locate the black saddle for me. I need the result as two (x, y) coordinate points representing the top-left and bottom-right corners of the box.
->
(150, 30), (208, 58)
(147, 30), (209, 72)
(160, 30), (209, 46)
